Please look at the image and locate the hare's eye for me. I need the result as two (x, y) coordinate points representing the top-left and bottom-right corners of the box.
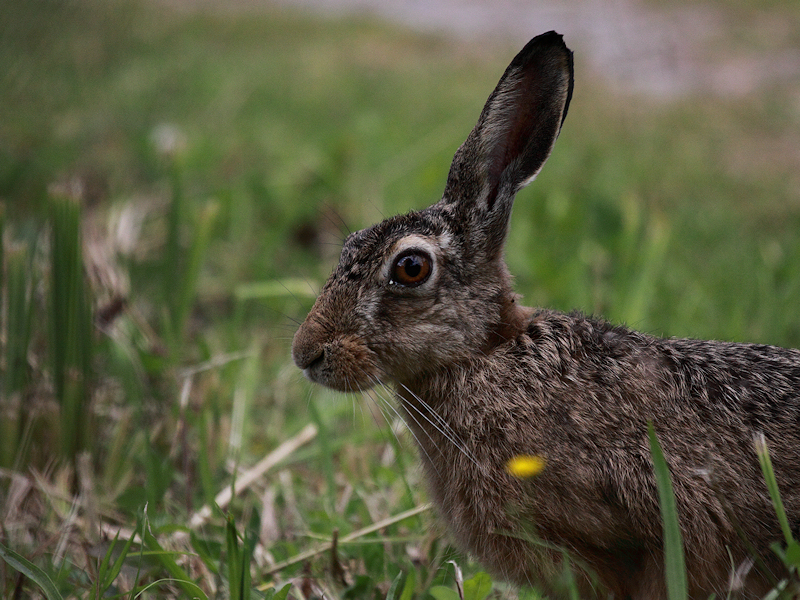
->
(390, 251), (432, 287)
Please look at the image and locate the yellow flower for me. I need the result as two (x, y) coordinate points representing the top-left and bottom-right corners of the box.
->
(506, 455), (546, 478)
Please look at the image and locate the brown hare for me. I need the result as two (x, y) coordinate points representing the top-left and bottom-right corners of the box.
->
(292, 31), (800, 598)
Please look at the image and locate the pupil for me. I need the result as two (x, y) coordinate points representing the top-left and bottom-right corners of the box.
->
(404, 257), (421, 278)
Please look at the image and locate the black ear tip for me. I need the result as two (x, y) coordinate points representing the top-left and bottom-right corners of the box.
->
(515, 31), (574, 128)
(537, 30), (566, 44)
(511, 31), (574, 82)
(519, 30), (571, 57)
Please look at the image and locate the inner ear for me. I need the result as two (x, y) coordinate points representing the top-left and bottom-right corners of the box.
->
(439, 31), (573, 229)
(481, 34), (574, 206)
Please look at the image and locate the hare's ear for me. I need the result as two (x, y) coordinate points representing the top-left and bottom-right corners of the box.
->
(439, 31), (573, 257)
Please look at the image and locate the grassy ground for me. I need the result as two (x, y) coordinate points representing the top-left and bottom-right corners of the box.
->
(1, 0), (800, 597)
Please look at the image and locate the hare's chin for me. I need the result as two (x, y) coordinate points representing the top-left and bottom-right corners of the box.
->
(301, 367), (378, 393)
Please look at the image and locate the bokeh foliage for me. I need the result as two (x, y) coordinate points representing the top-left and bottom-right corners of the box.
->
(1, 0), (799, 597)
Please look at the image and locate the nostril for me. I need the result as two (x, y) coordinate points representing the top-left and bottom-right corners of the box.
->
(292, 339), (322, 370)
(292, 323), (326, 370)
(298, 346), (324, 371)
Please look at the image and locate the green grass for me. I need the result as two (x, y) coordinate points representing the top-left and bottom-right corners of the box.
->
(1, 0), (800, 597)
(648, 423), (687, 600)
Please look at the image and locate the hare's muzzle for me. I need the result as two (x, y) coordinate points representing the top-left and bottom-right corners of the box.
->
(292, 315), (379, 392)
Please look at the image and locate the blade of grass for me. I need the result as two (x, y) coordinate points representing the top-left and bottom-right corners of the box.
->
(615, 209), (670, 326)
(163, 158), (184, 352)
(197, 407), (217, 513)
(175, 199), (219, 346)
(2, 241), (35, 468)
(0, 542), (64, 600)
(49, 194), (93, 467)
(133, 578), (209, 599)
(163, 188), (219, 355)
(222, 509), (258, 600)
(755, 434), (794, 547)
(228, 345), (260, 465)
(385, 571), (404, 600)
(95, 528), (121, 597)
(0, 203), (4, 313)
(226, 514), (243, 600)
(242, 509), (259, 600)
(189, 531), (221, 577)
(96, 522), (138, 599)
(262, 583), (292, 600)
(648, 421), (688, 600)
(307, 397), (335, 511)
(559, 551), (580, 600)
(141, 513), (208, 600)
(399, 568), (416, 600)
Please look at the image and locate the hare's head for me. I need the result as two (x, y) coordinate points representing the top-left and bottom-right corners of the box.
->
(293, 32), (573, 392)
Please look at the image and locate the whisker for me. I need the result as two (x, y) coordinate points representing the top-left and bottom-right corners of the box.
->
(391, 385), (478, 469)
(364, 389), (404, 447)
(396, 382), (479, 467)
(318, 202), (353, 238)
(302, 275), (319, 300)
(365, 380), (408, 433)
(319, 240), (347, 250)
(255, 302), (304, 325)
(367, 384), (443, 480)
(341, 372), (419, 472)
(365, 198), (388, 221)
(274, 278), (311, 315)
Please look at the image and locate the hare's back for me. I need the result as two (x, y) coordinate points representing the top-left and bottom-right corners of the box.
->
(527, 309), (800, 427)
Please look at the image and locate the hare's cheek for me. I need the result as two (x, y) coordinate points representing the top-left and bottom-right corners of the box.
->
(311, 335), (380, 392)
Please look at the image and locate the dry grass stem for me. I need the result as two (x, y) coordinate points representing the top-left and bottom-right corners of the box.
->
(263, 502), (432, 576)
(188, 423), (319, 529)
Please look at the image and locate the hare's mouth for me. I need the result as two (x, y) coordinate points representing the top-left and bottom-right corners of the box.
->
(295, 334), (381, 393)
(301, 360), (379, 393)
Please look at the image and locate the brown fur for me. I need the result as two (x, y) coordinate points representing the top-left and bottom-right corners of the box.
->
(292, 32), (800, 598)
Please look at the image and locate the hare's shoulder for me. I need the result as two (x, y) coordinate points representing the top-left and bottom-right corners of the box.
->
(510, 309), (662, 374)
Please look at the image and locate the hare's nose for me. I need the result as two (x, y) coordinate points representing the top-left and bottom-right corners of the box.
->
(292, 319), (325, 370)
(293, 343), (324, 371)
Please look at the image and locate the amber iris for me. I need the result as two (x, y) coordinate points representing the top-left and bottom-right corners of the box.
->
(391, 251), (431, 286)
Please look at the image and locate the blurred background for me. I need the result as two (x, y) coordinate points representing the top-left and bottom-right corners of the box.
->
(1, 0), (799, 597)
